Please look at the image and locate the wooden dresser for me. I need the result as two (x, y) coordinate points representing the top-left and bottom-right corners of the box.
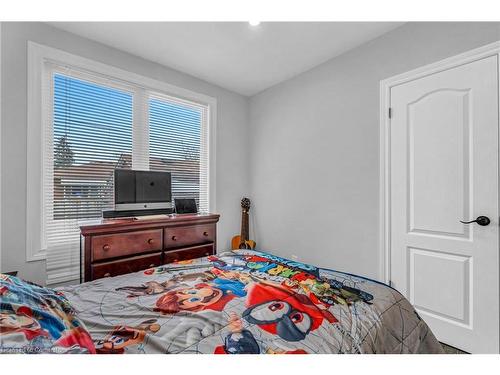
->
(80, 213), (220, 282)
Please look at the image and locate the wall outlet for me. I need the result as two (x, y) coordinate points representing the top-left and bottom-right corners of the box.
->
(291, 254), (299, 261)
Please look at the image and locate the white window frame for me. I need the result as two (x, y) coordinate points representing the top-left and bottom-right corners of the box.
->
(26, 41), (217, 262)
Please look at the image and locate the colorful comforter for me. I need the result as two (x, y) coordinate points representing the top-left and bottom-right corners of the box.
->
(0, 274), (95, 354)
(58, 250), (443, 354)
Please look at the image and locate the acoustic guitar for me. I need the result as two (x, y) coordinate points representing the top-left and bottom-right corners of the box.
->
(231, 197), (256, 250)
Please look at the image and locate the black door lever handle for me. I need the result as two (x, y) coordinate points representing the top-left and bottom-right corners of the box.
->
(460, 216), (490, 226)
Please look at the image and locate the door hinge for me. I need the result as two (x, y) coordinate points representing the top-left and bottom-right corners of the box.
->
(388, 107), (392, 119)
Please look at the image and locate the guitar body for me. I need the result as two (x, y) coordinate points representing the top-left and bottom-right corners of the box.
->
(231, 235), (256, 250)
(231, 197), (256, 251)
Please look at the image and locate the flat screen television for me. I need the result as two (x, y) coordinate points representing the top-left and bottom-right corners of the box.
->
(114, 169), (172, 211)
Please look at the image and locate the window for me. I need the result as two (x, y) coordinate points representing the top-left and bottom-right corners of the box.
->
(27, 43), (215, 284)
(52, 73), (134, 221)
(44, 72), (134, 283)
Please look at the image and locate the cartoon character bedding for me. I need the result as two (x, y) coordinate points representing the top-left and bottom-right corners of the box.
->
(0, 274), (95, 353)
(50, 250), (443, 354)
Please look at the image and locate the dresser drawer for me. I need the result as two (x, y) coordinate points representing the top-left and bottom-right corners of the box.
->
(91, 252), (162, 280)
(164, 224), (215, 249)
(91, 229), (162, 261)
(163, 244), (214, 264)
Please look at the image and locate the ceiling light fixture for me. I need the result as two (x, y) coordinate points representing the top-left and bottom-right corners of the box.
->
(248, 21), (261, 26)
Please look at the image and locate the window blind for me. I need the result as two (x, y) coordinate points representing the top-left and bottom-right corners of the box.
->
(45, 71), (134, 284)
(44, 67), (209, 284)
(149, 94), (209, 212)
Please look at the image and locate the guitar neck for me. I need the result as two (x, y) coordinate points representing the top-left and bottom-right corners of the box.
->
(240, 210), (249, 242)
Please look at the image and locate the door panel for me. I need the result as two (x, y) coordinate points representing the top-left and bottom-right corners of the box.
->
(408, 89), (471, 238)
(390, 55), (499, 353)
(409, 247), (471, 325)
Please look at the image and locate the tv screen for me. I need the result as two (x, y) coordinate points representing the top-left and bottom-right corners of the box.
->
(114, 169), (172, 210)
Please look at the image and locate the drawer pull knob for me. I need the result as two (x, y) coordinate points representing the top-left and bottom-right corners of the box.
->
(104, 273), (111, 277)
(148, 238), (154, 245)
(103, 244), (110, 251)
(172, 235), (177, 241)
(205, 252), (210, 256)
(203, 231), (209, 236)
(149, 263), (155, 268)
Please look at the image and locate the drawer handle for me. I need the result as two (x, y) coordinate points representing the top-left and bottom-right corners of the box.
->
(103, 244), (110, 251)
(203, 231), (209, 236)
(171, 235), (177, 241)
(104, 272), (111, 277)
(205, 252), (210, 256)
(147, 238), (154, 245)
(149, 263), (155, 268)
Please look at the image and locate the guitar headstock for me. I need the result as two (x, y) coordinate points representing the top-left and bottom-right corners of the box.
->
(240, 197), (251, 212)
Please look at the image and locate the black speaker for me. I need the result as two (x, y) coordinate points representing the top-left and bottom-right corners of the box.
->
(174, 198), (198, 214)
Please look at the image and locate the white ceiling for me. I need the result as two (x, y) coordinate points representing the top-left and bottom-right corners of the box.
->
(48, 22), (404, 96)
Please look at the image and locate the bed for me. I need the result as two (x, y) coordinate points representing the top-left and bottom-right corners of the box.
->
(1, 250), (443, 354)
(58, 250), (443, 354)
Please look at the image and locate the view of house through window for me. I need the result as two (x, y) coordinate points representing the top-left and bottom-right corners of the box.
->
(45, 70), (209, 284)
(149, 96), (203, 206)
(53, 74), (133, 221)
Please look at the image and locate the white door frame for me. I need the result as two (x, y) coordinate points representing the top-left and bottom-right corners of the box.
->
(379, 40), (500, 285)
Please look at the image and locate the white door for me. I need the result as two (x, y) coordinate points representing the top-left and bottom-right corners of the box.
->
(390, 55), (499, 353)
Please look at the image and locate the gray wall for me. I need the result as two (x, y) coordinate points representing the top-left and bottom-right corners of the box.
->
(249, 22), (500, 280)
(0, 22), (249, 284)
